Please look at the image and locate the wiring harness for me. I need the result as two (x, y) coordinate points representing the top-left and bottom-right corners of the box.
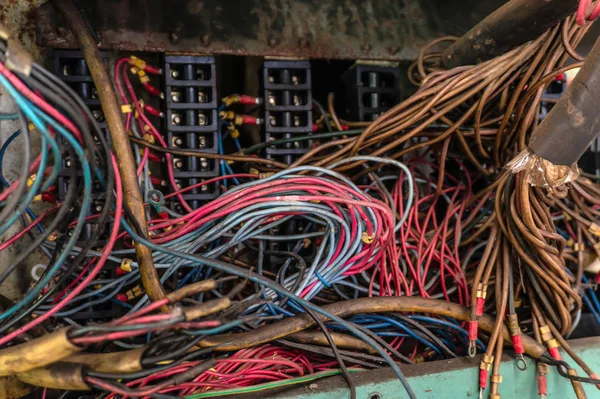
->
(2, 3), (600, 399)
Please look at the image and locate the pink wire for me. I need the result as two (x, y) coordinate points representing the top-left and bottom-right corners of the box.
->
(0, 155), (123, 346)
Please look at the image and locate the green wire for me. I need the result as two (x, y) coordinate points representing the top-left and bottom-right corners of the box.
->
(244, 129), (364, 155)
(185, 369), (363, 398)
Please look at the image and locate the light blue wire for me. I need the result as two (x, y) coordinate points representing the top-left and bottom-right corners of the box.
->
(0, 77), (91, 321)
(0, 129), (43, 233)
(120, 219), (416, 399)
(0, 113), (18, 120)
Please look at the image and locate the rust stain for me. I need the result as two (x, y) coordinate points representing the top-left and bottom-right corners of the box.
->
(0, 0), (45, 60)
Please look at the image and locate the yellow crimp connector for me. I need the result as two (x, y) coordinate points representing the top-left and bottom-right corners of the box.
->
(129, 56), (147, 71)
(361, 232), (375, 244)
(230, 129), (240, 139)
(547, 338), (559, 349)
(126, 285), (144, 301)
(476, 283), (487, 299)
(574, 242), (585, 252)
(137, 69), (150, 84)
(143, 133), (155, 144)
(219, 110), (235, 120)
(539, 325), (553, 342)
(222, 94), (241, 107)
(26, 174), (36, 187)
(120, 258), (133, 273)
(490, 374), (502, 384)
(121, 104), (133, 114)
(590, 223), (600, 237)
(129, 66), (140, 75)
(537, 363), (549, 375)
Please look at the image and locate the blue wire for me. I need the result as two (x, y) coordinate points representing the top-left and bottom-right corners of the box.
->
(0, 75), (92, 321)
(0, 113), (18, 120)
(409, 315), (487, 351)
(120, 219), (416, 399)
(0, 129), (43, 233)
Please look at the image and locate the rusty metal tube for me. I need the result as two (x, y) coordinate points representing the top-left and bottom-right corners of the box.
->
(51, 0), (165, 303)
(529, 35), (600, 166)
(442, 0), (578, 68)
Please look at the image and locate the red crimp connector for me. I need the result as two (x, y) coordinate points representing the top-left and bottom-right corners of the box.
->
(595, 272), (600, 285)
(549, 347), (562, 360)
(475, 296), (485, 316)
(150, 176), (165, 186)
(157, 211), (169, 220)
(312, 123), (319, 132)
(241, 115), (261, 125)
(240, 94), (261, 105)
(512, 335), (524, 355)
(537, 374), (547, 396)
(143, 82), (161, 97)
(116, 294), (128, 302)
(468, 320), (478, 341)
(41, 192), (57, 203)
(116, 267), (128, 276)
(479, 369), (489, 389)
(143, 103), (162, 117)
(144, 64), (162, 75)
(147, 152), (162, 163)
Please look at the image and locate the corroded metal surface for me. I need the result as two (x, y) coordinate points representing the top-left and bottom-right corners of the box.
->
(35, 0), (503, 60)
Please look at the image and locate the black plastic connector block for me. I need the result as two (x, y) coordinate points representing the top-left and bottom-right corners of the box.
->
(342, 63), (400, 122)
(263, 60), (313, 165)
(52, 50), (110, 245)
(163, 55), (220, 209)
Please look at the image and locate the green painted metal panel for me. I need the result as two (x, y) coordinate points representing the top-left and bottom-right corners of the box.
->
(263, 337), (600, 399)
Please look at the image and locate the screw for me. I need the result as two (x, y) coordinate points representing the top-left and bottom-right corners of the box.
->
(171, 70), (180, 79)
(268, 37), (278, 47)
(173, 137), (183, 147)
(268, 75), (275, 83)
(174, 158), (183, 169)
(95, 204), (103, 213)
(198, 136), (207, 148)
(198, 112), (206, 126)
(175, 180), (182, 189)
(293, 116), (301, 127)
(91, 88), (98, 98)
(269, 116), (276, 126)
(171, 90), (181, 102)
(198, 91), (206, 103)
(169, 32), (179, 44)
(201, 34), (211, 47)
(293, 95), (301, 106)
(201, 184), (208, 192)
(268, 93), (276, 106)
(200, 158), (208, 169)
(172, 114), (182, 125)
(291, 75), (299, 85)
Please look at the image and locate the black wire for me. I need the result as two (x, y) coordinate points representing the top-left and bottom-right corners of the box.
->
(0, 109), (31, 227)
(300, 304), (356, 399)
(394, 314), (458, 358)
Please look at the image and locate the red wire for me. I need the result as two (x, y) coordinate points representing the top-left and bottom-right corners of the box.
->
(0, 154), (123, 346)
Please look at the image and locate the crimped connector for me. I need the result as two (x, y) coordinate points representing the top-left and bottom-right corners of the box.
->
(126, 285), (144, 301)
(476, 283), (487, 317)
(468, 320), (479, 356)
(538, 363), (549, 399)
(128, 56), (162, 74)
(507, 314), (526, 369)
(234, 115), (262, 126)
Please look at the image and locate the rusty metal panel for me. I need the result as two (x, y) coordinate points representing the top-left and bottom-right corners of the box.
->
(35, 0), (504, 61)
